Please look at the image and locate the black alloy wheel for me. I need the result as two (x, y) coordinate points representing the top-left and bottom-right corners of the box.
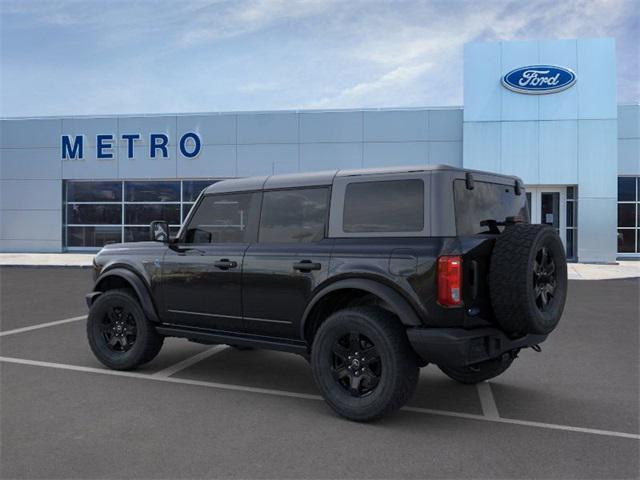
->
(87, 289), (164, 370)
(331, 332), (381, 397)
(311, 306), (419, 422)
(100, 305), (137, 352)
(533, 246), (557, 312)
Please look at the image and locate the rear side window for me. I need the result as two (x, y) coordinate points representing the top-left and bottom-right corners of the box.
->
(259, 188), (329, 243)
(343, 179), (424, 233)
(184, 192), (259, 244)
(454, 180), (528, 235)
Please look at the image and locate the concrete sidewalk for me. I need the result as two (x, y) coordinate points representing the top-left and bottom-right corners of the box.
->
(1, 252), (638, 280)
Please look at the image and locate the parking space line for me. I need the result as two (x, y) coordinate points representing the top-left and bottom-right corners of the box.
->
(1, 355), (639, 441)
(151, 345), (228, 377)
(476, 381), (500, 418)
(0, 315), (86, 337)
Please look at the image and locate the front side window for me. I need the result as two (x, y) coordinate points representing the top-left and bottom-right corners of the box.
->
(343, 179), (424, 233)
(259, 188), (329, 243)
(184, 193), (259, 244)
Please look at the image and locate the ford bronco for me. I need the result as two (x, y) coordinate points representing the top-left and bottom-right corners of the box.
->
(86, 166), (567, 421)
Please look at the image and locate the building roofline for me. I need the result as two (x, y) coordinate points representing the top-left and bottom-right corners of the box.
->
(0, 105), (464, 121)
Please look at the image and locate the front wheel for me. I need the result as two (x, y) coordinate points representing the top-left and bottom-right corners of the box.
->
(87, 289), (164, 370)
(311, 307), (419, 422)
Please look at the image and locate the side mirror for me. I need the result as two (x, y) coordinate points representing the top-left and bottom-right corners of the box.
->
(150, 220), (170, 243)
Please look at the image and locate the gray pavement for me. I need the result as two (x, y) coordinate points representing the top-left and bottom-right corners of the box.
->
(0, 267), (638, 479)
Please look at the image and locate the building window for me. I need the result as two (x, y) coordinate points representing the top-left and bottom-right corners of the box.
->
(64, 179), (217, 249)
(617, 177), (639, 254)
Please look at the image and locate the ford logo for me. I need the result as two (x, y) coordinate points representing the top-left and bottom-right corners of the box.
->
(502, 65), (576, 94)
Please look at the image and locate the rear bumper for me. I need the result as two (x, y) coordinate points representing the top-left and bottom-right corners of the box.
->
(406, 326), (547, 367)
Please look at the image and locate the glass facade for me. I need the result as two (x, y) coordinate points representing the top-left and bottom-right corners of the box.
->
(617, 177), (639, 254)
(64, 180), (218, 249)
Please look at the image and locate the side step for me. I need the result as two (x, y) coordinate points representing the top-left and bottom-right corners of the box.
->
(156, 324), (309, 356)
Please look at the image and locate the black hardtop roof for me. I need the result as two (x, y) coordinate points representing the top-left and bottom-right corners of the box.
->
(203, 165), (519, 195)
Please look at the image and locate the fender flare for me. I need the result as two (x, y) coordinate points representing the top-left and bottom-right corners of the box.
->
(300, 278), (422, 339)
(91, 268), (160, 323)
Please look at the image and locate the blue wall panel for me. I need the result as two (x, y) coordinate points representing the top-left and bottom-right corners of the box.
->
(363, 110), (428, 142)
(300, 111), (362, 143)
(362, 142), (428, 168)
(463, 122), (500, 172)
(237, 113), (298, 144)
(501, 121), (539, 183)
(464, 42), (501, 121)
(300, 143), (362, 171)
(577, 38), (617, 120)
(539, 120), (578, 184)
(238, 144), (298, 176)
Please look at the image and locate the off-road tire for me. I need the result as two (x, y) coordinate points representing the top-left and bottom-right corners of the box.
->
(490, 224), (567, 337)
(311, 306), (419, 422)
(439, 354), (514, 384)
(87, 289), (164, 370)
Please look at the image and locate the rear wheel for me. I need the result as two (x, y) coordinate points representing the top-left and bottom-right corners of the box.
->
(438, 354), (515, 384)
(311, 306), (419, 422)
(87, 289), (164, 370)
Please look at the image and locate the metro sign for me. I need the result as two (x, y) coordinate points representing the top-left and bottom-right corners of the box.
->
(501, 65), (576, 94)
(61, 132), (202, 160)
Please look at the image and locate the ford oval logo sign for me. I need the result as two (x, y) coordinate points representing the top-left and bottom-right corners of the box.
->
(502, 65), (576, 94)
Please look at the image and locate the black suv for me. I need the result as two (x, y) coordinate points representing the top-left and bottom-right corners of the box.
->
(86, 166), (567, 421)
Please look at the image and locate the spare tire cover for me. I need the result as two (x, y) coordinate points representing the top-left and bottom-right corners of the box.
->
(489, 224), (567, 337)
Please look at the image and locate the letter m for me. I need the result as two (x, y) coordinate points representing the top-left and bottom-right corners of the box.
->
(61, 135), (83, 160)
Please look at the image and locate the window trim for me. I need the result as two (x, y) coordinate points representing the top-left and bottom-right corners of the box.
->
(257, 186), (331, 244)
(328, 173), (431, 238)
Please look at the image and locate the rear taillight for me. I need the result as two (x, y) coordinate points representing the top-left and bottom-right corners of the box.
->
(437, 256), (462, 307)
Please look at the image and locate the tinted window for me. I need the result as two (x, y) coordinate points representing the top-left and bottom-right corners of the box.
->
(67, 181), (121, 202)
(67, 204), (122, 225)
(454, 180), (528, 235)
(125, 181), (180, 202)
(184, 193), (259, 244)
(259, 188), (329, 243)
(618, 177), (636, 201)
(67, 226), (121, 247)
(343, 180), (424, 233)
(125, 204), (180, 225)
(183, 180), (216, 202)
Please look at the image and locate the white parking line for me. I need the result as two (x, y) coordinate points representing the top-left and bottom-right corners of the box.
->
(476, 381), (500, 418)
(1, 355), (638, 440)
(0, 315), (86, 337)
(151, 345), (229, 377)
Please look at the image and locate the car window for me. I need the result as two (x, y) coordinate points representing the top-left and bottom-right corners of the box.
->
(184, 192), (259, 244)
(259, 188), (329, 243)
(453, 180), (528, 235)
(343, 179), (424, 233)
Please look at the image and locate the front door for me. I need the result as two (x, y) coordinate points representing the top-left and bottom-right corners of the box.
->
(526, 187), (567, 248)
(161, 191), (261, 331)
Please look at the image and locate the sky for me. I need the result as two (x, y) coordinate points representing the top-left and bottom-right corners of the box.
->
(0, 0), (638, 117)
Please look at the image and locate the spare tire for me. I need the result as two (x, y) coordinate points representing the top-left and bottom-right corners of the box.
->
(489, 224), (567, 337)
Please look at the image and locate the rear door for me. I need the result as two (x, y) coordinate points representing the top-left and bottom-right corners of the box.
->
(241, 187), (333, 339)
(161, 192), (261, 331)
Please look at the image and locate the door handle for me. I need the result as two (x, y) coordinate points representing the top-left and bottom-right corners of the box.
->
(293, 260), (321, 272)
(214, 259), (238, 270)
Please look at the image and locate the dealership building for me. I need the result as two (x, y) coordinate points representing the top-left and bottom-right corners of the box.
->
(1, 37), (638, 262)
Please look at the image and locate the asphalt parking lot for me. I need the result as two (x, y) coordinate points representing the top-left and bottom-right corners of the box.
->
(0, 266), (638, 479)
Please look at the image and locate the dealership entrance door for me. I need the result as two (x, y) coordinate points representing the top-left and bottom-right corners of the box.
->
(525, 186), (577, 260)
